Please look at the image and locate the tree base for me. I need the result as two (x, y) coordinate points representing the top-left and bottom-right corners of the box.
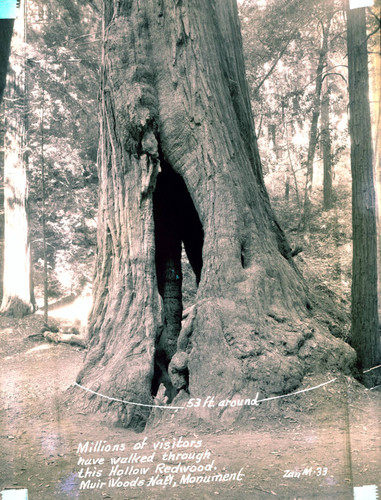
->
(169, 298), (355, 403)
(0, 296), (34, 318)
(72, 296), (356, 430)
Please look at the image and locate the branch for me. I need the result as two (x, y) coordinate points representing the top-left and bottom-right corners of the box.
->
(330, 30), (347, 44)
(256, 113), (264, 138)
(44, 330), (87, 348)
(365, 25), (380, 43)
(367, 7), (380, 24)
(59, 31), (102, 46)
(255, 34), (295, 93)
(301, 65), (348, 91)
(322, 71), (348, 85)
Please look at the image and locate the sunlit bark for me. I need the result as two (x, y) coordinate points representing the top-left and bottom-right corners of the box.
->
(0, 5), (34, 318)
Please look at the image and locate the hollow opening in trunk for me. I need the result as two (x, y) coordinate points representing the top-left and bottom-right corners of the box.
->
(151, 156), (203, 402)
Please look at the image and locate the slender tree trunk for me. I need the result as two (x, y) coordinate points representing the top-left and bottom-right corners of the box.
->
(24, 0), (35, 312)
(301, 13), (333, 230)
(40, 82), (48, 324)
(268, 123), (277, 160)
(321, 76), (333, 210)
(283, 113), (301, 210)
(0, 20), (14, 105)
(0, 2), (34, 318)
(0, 103), (4, 302)
(347, 5), (380, 370)
(75, 0), (355, 429)
(285, 172), (290, 201)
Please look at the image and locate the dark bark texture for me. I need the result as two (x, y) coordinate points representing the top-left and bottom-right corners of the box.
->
(0, 20), (14, 301)
(347, 6), (380, 370)
(76, 0), (355, 428)
(0, 20), (14, 105)
(321, 79), (333, 211)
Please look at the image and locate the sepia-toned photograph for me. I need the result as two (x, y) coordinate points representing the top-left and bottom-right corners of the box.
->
(0, 0), (380, 498)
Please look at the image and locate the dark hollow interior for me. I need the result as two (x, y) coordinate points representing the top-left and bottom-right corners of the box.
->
(151, 157), (204, 401)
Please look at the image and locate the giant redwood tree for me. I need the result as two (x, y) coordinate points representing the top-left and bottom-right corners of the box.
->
(76, 0), (355, 428)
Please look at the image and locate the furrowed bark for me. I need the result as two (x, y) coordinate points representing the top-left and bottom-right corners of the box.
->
(76, 0), (355, 428)
(0, 20), (14, 301)
(0, 20), (14, 105)
(347, 5), (380, 370)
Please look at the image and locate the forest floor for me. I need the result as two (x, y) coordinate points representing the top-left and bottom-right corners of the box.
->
(0, 309), (380, 500)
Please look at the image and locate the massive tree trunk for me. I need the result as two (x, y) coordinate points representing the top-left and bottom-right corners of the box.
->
(347, 6), (380, 370)
(0, 3), (34, 318)
(0, 20), (14, 301)
(76, 0), (355, 428)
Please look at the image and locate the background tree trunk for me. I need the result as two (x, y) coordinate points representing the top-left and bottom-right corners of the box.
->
(346, 5), (380, 370)
(0, 19), (14, 105)
(0, 104), (4, 303)
(40, 81), (49, 325)
(76, 0), (355, 428)
(322, 77), (333, 211)
(301, 12), (332, 231)
(0, 3), (34, 318)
